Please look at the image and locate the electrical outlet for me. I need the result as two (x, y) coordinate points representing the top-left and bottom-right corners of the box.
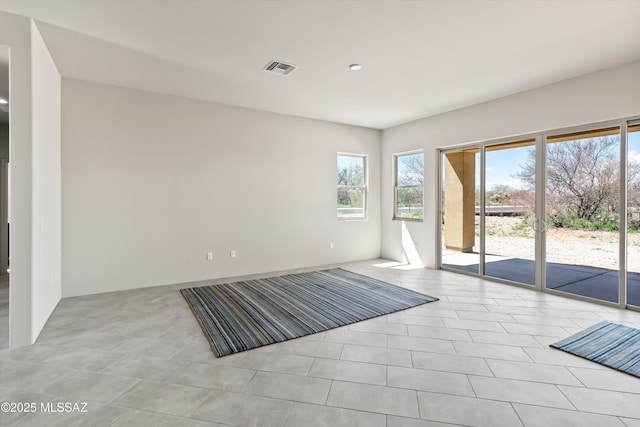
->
(207, 252), (213, 261)
(230, 250), (236, 258)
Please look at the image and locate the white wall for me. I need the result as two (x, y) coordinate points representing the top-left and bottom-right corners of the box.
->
(62, 79), (381, 297)
(0, 11), (33, 347)
(31, 21), (61, 338)
(381, 59), (640, 268)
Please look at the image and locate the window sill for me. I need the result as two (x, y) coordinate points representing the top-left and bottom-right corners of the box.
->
(337, 216), (368, 222)
(393, 217), (423, 222)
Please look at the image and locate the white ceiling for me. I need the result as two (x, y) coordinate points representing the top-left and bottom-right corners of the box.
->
(1, 0), (640, 129)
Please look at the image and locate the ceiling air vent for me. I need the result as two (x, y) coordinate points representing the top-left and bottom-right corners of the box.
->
(263, 60), (297, 76)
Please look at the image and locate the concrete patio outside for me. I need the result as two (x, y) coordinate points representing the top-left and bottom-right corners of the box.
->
(442, 250), (640, 306)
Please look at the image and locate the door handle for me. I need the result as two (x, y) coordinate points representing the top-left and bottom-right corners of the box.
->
(532, 218), (548, 233)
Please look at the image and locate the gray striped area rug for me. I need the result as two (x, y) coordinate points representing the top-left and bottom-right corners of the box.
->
(181, 268), (437, 357)
(550, 321), (640, 377)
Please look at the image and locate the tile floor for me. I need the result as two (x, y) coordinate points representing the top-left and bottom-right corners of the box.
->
(1, 259), (640, 426)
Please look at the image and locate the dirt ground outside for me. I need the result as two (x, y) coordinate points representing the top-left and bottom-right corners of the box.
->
(446, 216), (640, 273)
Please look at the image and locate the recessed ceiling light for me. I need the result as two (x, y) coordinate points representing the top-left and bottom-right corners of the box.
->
(349, 64), (362, 71)
(0, 98), (7, 105)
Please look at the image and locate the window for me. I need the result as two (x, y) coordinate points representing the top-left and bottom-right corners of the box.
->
(337, 154), (366, 218)
(394, 151), (424, 219)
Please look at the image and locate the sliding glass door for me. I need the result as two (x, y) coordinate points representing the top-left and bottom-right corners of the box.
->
(484, 140), (537, 285)
(544, 128), (621, 303)
(628, 122), (640, 307)
(441, 139), (538, 287)
(440, 118), (640, 309)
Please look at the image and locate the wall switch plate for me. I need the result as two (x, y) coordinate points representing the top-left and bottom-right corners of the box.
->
(230, 250), (236, 258)
(329, 242), (334, 250)
(207, 252), (213, 260)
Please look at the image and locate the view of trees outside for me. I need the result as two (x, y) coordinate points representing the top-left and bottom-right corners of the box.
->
(516, 135), (632, 230)
(442, 128), (640, 304)
(396, 152), (424, 219)
(337, 155), (365, 217)
(480, 131), (640, 274)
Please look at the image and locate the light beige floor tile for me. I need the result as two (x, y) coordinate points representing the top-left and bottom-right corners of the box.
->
(486, 359), (583, 385)
(191, 390), (292, 426)
(417, 391), (523, 427)
(42, 370), (139, 404)
(308, 358), (387, 385)
(324, 330), (387, 347)
(0, 361), (74, 393)
(533, 335), (564, 346)
(400, 307), (459, 319)
(114, 410), (218, 426)
(558, 386), (640, 418)
(111, 380), (210, 417)
(113, 336), (184, 359)
(511, 314), (579, 328)
(412, 351), (493, 376)
(341, 344), (412, 367)
(446, 296), (498, 305)
(244, 371), (331, 404)
(387, 416), (465, 427)
(3, 343), (72, 364)
(523, 347), (608, 369)
(272, 339), (343, 359)
(443, 318), (506, 332)
(0, 391), (60, 426)
(535, 309), (603, 320)
(238, 351), (314, 375)
(285, 402), (386, 427)
(485, 306), (543, 316)
(469, 330), (543, 348)
(568, 367), (640, 393)
(453, 341), (533, 362)
(101, 354), (189, 381)
(387, 314), (445, 327)
(513, 403), (627, 427)
(457, 311), (517, 323)
(349, 321), (408, 335)
(326, 381), (419, 418)
(501, 323), (571, 337)
(494, 299), (547, 309)
(429, 302), (489, 312)
(570, 318), (606, 328)
(46, 346), (125, 371)
(171, 342), (248, 367)
(10, 402), (132, 427)
(387, 335), (456, 354)
(407, 325), (472, 342)
(169, 362), (256, 392)
(469, 376), (574, 409)
(387, 366), (474, 396)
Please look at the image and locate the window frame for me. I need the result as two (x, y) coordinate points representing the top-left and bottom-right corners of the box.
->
(336, 153), (368, 220)
(393, 150), (424, 221)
